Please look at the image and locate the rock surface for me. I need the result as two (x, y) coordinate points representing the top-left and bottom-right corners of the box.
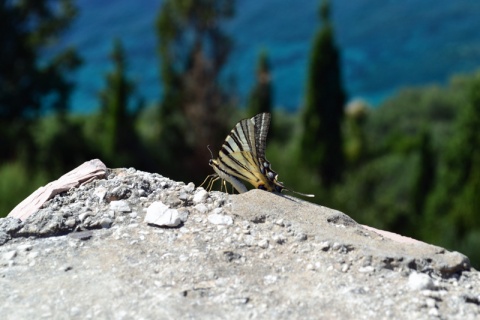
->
(1, 167), (479, 319)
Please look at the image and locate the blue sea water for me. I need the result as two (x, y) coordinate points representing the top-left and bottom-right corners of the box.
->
(60, 0), (480, 113)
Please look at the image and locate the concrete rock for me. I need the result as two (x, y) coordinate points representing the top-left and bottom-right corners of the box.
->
(0, 167), (478, 320)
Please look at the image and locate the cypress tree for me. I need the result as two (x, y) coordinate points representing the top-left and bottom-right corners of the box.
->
(300, 0), (346, 187)
(247, 49), (273, 117)
(98, 39), (143, 167)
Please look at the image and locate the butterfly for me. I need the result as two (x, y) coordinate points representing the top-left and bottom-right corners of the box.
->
(204, 113), (314, 197)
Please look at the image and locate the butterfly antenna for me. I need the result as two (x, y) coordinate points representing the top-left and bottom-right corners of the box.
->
(207, 145), (214, 159)
(285, 187), (315, 198)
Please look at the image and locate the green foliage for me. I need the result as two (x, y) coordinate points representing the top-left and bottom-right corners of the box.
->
(0, 0), (81, 162)
(344, 100), (369, 165)
(411, 129), (435, 221)
(301, 0), (345, 188)
(335, 152), (418, 232)
(32, 114), (97, 177)
(0, 162), (48, 217)
(97, 39), (146, 168)
(422, 72), (480, 267)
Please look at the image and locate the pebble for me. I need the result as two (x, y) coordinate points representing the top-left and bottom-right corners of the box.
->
(258, 239), (269, 249)
(272, 233), (286, 244)
(264, 274), (278, 285)
(109, 200), (131, 213)
(65, 218), (76, 228)
(193, 189), (208, 204)
(207, 214), (233, 226)
(94, 187), (107, 200)
(100, 218), (113, 229)
(408, 272), (435, 291)
(129, 212), (138, 219)
(144, 202), (185, 227)
(428, 308), (439, 317)
(426, 298), (436, 308)
(295, 233), (307, 242)
(211, 208), (224, 215)
(320, 241), (331, 251)
(230, 297), (249, 305)
(359, 266), (374, 273)
(185, 182), (195, 193)
(178, 192), (189, 201)
(194, 203), (208, 214)
(243, 235), (255, 246)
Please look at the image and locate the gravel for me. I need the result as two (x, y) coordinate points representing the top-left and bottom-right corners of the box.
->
(0, 167), (479, 319)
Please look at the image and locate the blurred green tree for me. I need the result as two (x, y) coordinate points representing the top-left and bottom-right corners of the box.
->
(0, 0), (81, 162)
(424, 72), (480, 256)
(344, 100), (369, 166)
(300, 0), (346, 187)
(156, 0), (235, 182)
(247, 49), (273, 117)
(411, 129), (435, 226)
(97, 39), (145, 168)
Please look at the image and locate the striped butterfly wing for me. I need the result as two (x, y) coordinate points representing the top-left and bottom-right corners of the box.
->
(210, 112), (314, 197)
(212, 113), (281, 192)
(252, 113), (270, 159)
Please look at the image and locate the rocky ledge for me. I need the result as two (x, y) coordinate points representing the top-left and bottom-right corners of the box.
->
(0, 163), (479, 319)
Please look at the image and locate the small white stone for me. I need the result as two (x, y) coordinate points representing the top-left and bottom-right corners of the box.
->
(193, 189), (208, 204)
(185, 182), (195, 193)
(258, 239), (269, 249)
(212, 207), (223, 215)
(129, 212), (138, 218)
(428, 308), (439, 317)
(65, 218), (76, 228)
(207, 213), (233, 225)
(264, 274), (278, 285)
(408, 272), (434, 291)
(320, 241), (331, 251)
(243, 235), (255, 246)
(110, 200), (131, 213)
(359, 266), (374, 273)
(94, 187), (107, 201)
(426, 298), (436, 308)
(145, 202), (184, 227)
(194, 203), (208, 214)
(28, 251), (39, 259)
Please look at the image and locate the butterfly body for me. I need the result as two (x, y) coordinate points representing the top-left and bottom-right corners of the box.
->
(207, 113), (314, 197)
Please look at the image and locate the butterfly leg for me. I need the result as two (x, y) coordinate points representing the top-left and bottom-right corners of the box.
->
(199, 174), (219, 192)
